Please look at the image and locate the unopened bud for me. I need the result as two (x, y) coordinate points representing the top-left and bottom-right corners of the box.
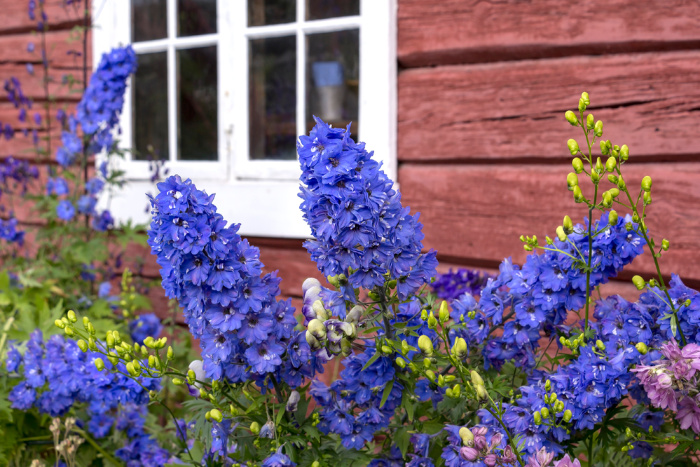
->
(210, 409), (223, 423)
(643, 191), (652, 206)
(459, 427), (474, 446)
(55, 319), (66, 329)
(427, 312), (438, 330)
(600, 140), (610, 156)
(452, 337), (468, 359)
(438, 301), (450, 323)
(418, 335), (434, 356)
(620, 144), (629, 160)
(641, 176), (652, 192)
(556, 226), (567, 242)
(172, 377), (184, 385)
(635, 342), (648, 355)
(541, 407), (550, 419)
(605, 157), (616, 172)
(567, 139), (579, 156)
(596, 340), (605, 351)
(573, 186), (584, 203)
(425, 369), (436, 382)
(563, 410), (572, 422)
(572, 157), (584, 174)
(594, 120), (603, 137)
(67, 310), (77, 323)
(632, 275), (646, 291)
(608, 210), (618, 226)
(77, 340), (87, 352)
(94, 358), (105, 371)
(167, 346), (174, 359)
(566, 172), (578, 190)
(395, 357), (406, 368)
(662, 239), (669, 251)
(586, 113), (595, 130)
(534, 411), (542, 425)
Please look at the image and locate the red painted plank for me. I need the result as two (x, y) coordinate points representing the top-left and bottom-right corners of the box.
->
(398, 51), (700, 162)
(0, 1), (85, 35)
(0, 30), (89, 67)
(399, 162), (700, 285)
(398, 0), (700, 67)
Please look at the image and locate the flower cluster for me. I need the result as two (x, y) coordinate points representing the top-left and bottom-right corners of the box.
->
(441, 425), (515, 467)
(298, 118), (438, 299)
(147, 175), (319, 386)
(632, 339), (700, 433)
(6, 331), (168, 465)
(432, 268), (493, 302)
(0, 157), (40, 244)
(456, 211), (644, 370)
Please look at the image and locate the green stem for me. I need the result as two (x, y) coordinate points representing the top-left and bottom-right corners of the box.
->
(72, 428), (124, 467)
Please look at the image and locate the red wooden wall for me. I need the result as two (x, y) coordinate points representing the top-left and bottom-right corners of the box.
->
(3, 1), (700, 317)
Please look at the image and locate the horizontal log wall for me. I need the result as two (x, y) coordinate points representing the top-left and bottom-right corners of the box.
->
(391, 0), (700, 296)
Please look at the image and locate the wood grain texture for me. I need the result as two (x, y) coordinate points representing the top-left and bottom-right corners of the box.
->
(399, 162), (700, 284)
(0, 30), (89, 67)
(398, 51), (700, 163)
(0, 1), (85, 36)
(397, 0), (700, 67)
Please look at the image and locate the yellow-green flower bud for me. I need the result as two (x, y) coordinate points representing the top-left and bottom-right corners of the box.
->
(643, 191), (652, 206)
(438, 375), (445, 387)
(418, 335), (434, 356)
(387, 279), (397, 289)
(563, 410), (572, 422)
(556, 226), (567, 242)
(662, 239), (669, 251)
(77, 340), (87, 352)
(250, 421), (260, 434)
(395, 357), (406, 368)
(88, 337), (97, 351)
(172, 377), (184, 385)
(311, 462), (321, 467)
(586, 114), (595, 130)
(470, 370), (484, 387)
(425, 369), (436, 382)
(620, 144), (629, 160)
(64, 327), (74, 337)
(106, 332), (116, 348)
(572, 157), (584, 174)
(126, 362), (138, 376)
(82, 316), (90, 328)
(467, 310), (476, 319)
(596, 340), (606, 351)
(566, 172), (578, 190)
(108, 352), (119, 366)
(210, 409), (223, 423)
(427, 312), (438, 330)
(579, 93), (589, 112)
(459, 427), (474, 446)
(602, 192), (613, 208)
(550, 392), (558, 403)
(113, 331), (121, 344)
(439, 300), (450, 323)
(605, 157), (616, 172)
(608, 174), (618, 184)
(641, 176), (652, 192)
(594, 120), (603, 137)
(541, 407), (550, 419)
(545, 380), (551, 391)
(607, 210), (618, 226)
(560, 215), (573, 234)
(423, 357), (432, 369)
(55, 319), (66, 329)
(451, 337), (468, 359)
(67, 310), (77, 323)
(534, 411), (542, 425)
(635, 342), (649, 355)
(327, 274), (340, 288)
(594, 157), (602, 172)
(581, 92), (590, 105)
(381, 345), (392, 354)
(632, 275), (646, 291)
(590, 170), (600, 183)
(565, 110), (578, 126)
(167, 346), (174, 359)
(94, 358), (105, 371)
(453, 384), (461, 397)
(600, 140), (609, 156)
(420, 309), (428, 321)
(573, 186), (584, 203)
(567, 139), (579, 156)
(617, 176), (626, 190)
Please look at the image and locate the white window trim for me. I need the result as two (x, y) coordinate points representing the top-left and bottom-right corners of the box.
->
(93, 0), (397, 238)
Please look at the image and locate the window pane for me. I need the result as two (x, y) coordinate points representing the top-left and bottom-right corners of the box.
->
(177, 46), (218, 161)
(306, 29), (359, 136)
(132, 0), (167, 42)
(178, 0), (217, 37)
(248, 0), (295, 26)
(249, 36), (297, 160)
(133, 52), (168, 161)
(307, 0), (359, 21)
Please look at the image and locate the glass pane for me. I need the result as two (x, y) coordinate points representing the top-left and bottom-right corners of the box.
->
(132, 0), (167, 42)
(306, 29), (359, 136)
(249, 36), (297, 160)
(177, 46), (218, 161)
(178, 0), (217, 37)
(248, 0), (295, 26)
(133, 52), (168, 161)
(307, 0), (359, 21)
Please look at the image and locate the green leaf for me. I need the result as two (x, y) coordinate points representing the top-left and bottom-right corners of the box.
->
(361, 350), (382, 371)
(379, 380), (394, 408)
(276, 407), (286, 425)
(394, 427), (411, 457)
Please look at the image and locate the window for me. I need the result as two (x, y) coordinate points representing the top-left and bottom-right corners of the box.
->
(92, 0), (397, 237)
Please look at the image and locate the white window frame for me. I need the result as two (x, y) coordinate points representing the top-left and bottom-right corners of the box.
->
(93, 0), (397, 238)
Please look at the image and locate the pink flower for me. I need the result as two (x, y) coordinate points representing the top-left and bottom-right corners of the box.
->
(527, 447), (554, 467)
(676, 397), (700, 434)
(553, 454), (582, 467)
(647, 385), (678, 411)
(660, 339), (682, 361)
(459, 447), (480, 462)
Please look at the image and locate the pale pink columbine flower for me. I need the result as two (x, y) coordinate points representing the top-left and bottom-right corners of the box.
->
(459, 447), (480, 462)
(676, 396), (700, 434)
(553, 454), (582, 467)
(526, 447), (554, 467)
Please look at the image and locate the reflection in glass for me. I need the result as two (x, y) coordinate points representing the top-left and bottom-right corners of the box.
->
(178, 0), (217, 37)
(177, 46), (218, 161)
(133, 52), (168, 161)
(132, 0), (168, 42)
(306, 29), (359, 136)
(249, 36), (297, 160)
(248, 0), (295, 27)
(307, 0), (359, 21)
